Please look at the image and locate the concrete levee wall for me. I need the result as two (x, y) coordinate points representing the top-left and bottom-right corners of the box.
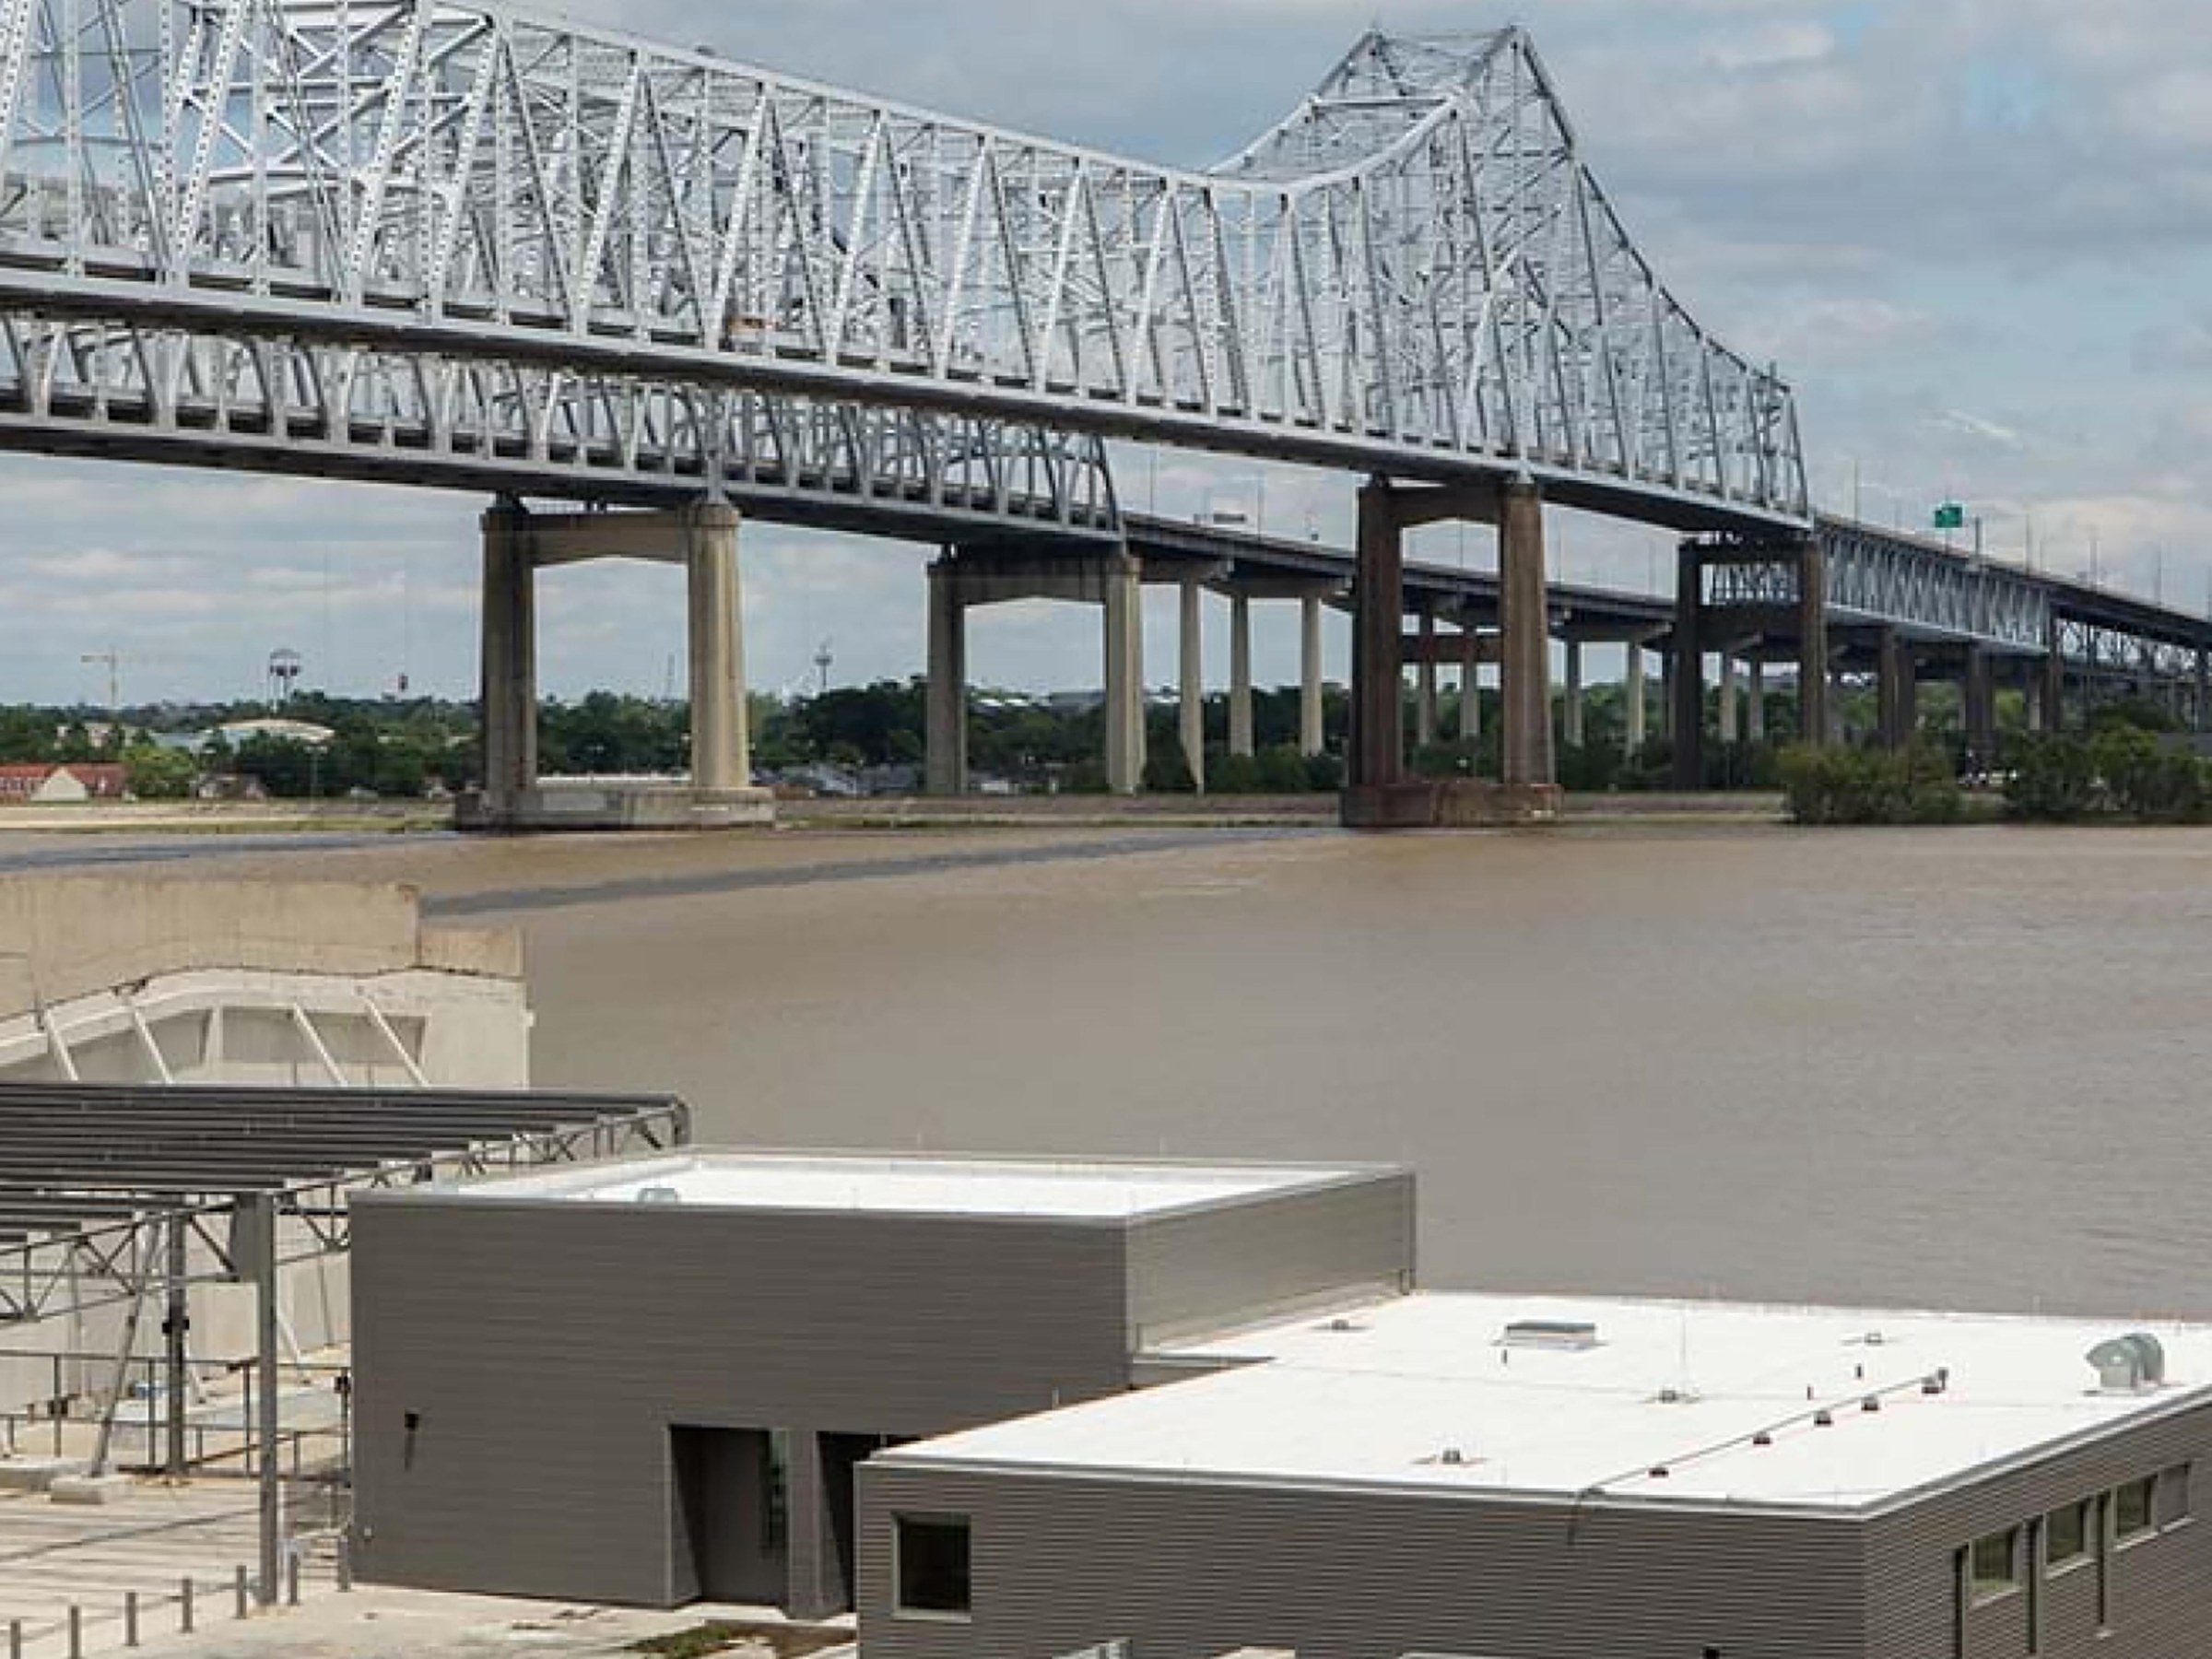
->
(0, 877), (519, 1019)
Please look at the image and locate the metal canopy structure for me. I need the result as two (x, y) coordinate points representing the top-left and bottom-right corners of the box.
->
(0, 1081), (689, 1317)
(0, 8), (1806, 533)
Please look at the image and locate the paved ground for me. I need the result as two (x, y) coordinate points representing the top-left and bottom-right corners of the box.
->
(0, 1474), (342, 1655)
(153, 1589), (854, 1658)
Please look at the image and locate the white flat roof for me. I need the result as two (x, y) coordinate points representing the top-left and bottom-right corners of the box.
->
(884, 1291), (2212, 1513)
(459, 1151), (1370, 1221)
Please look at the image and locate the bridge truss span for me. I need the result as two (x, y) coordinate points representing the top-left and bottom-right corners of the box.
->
(0, 4), (1806, 526)
(0, 305), (1121, 531)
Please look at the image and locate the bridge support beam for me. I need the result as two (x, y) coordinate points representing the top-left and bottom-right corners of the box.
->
(1747, 658), (1767, 743)
(1229, 594), (1255, 759)
(478, 500), (537, 820)
(1301, 594), (1327, 758)
(1179, 580), (1206, 793)
(1500, 479), (1555, 790)
(1717, 652), (1740, 747)
(925, 559), (969, 795)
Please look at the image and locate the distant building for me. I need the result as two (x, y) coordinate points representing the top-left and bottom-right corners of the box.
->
(0, 763), (128, 803)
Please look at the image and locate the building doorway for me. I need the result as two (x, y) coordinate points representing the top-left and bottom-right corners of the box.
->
(671, 1427), (788, 1605)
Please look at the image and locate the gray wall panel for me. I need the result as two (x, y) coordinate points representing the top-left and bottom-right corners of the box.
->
(1867, 1396), (2212, 1659)
(352, 1199), (1135, 1606)
(858, 1463), (1866, 1659)
(1127, 1172), (1416, 1348)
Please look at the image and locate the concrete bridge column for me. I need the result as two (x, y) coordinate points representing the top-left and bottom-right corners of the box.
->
(684, 502), (750, 793)
(1416, 612), (1441, 749)
(1104, 555), (1146, 795)
(1747, 658), (1767, 743)
(1300, 594), (1326, 758)
(1351, 480), (1407, 791)
(1179, 580), (1206, 793)
(1460, 633), (1483, 745)
(1562, 640), (1585, 749)
(1798, 538), (1830, 749)
(1622, 641), (1645, 755)
(1964, 647), (1997, 767)
(1877, 629), (1916, 751)
(924, 557), (969, 795)
(1228, 594), (1255, 759)
(1670, 544), (1706, 788)
(1717, 652), (1740, 746)
(478, 499), (537, 817)
(1500, 478), (1554, 788)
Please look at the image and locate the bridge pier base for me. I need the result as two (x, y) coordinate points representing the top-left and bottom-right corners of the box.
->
(461, 500), (771, 831)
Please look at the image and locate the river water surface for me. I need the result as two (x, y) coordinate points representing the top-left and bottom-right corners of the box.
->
(33, 821), (2212, 1323)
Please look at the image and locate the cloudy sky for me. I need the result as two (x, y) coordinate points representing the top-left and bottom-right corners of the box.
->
(7, 0), (2212, 705)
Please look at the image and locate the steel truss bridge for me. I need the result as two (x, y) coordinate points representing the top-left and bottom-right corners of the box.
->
(0, 0), (2201, 730)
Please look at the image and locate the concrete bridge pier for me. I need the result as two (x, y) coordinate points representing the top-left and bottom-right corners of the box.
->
(1347, 476), (1556, 828)
(1416, 611), (1441, 749)
(1747, 657), (1768, 743)
(1963, 647), (1998, 766)
(1623, 640), (1646, 755)
(1461, 632), (1484, 746)
(1561, 640), (1585, 749)
(1300, 594), (1328, 758)
(1716, 650), (1741, 746)
(1228, 594), (1255, 759)
(477, 499), (537, 824)
(1178, 579), (1206, 792)
(1670, 545), (1707, 787)
(464, 498), (768, 831)
(1499, 478), (1555, 791)
(1877, 629), (1918, 750)
(927, 547), (1147, 795)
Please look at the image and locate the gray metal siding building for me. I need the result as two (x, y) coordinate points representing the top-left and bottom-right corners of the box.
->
(349, 1155), (1413, 1614)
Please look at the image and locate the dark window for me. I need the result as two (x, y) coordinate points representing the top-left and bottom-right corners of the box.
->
(1971, 1528), (2021, 1602)
(2117, 1477), (2157, 1541)
(895, 1515), (971, 1618)
(2046, 1500), (2091, 1570)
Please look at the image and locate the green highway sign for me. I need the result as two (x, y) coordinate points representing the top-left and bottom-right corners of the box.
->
(1934, 502), (1966, 531)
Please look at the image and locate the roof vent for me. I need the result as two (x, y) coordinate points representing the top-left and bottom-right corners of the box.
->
(1501, 1319), (1599, 1351)
(2088, 1333), (2168, 1394)
(635, 1184), (682, 1205)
